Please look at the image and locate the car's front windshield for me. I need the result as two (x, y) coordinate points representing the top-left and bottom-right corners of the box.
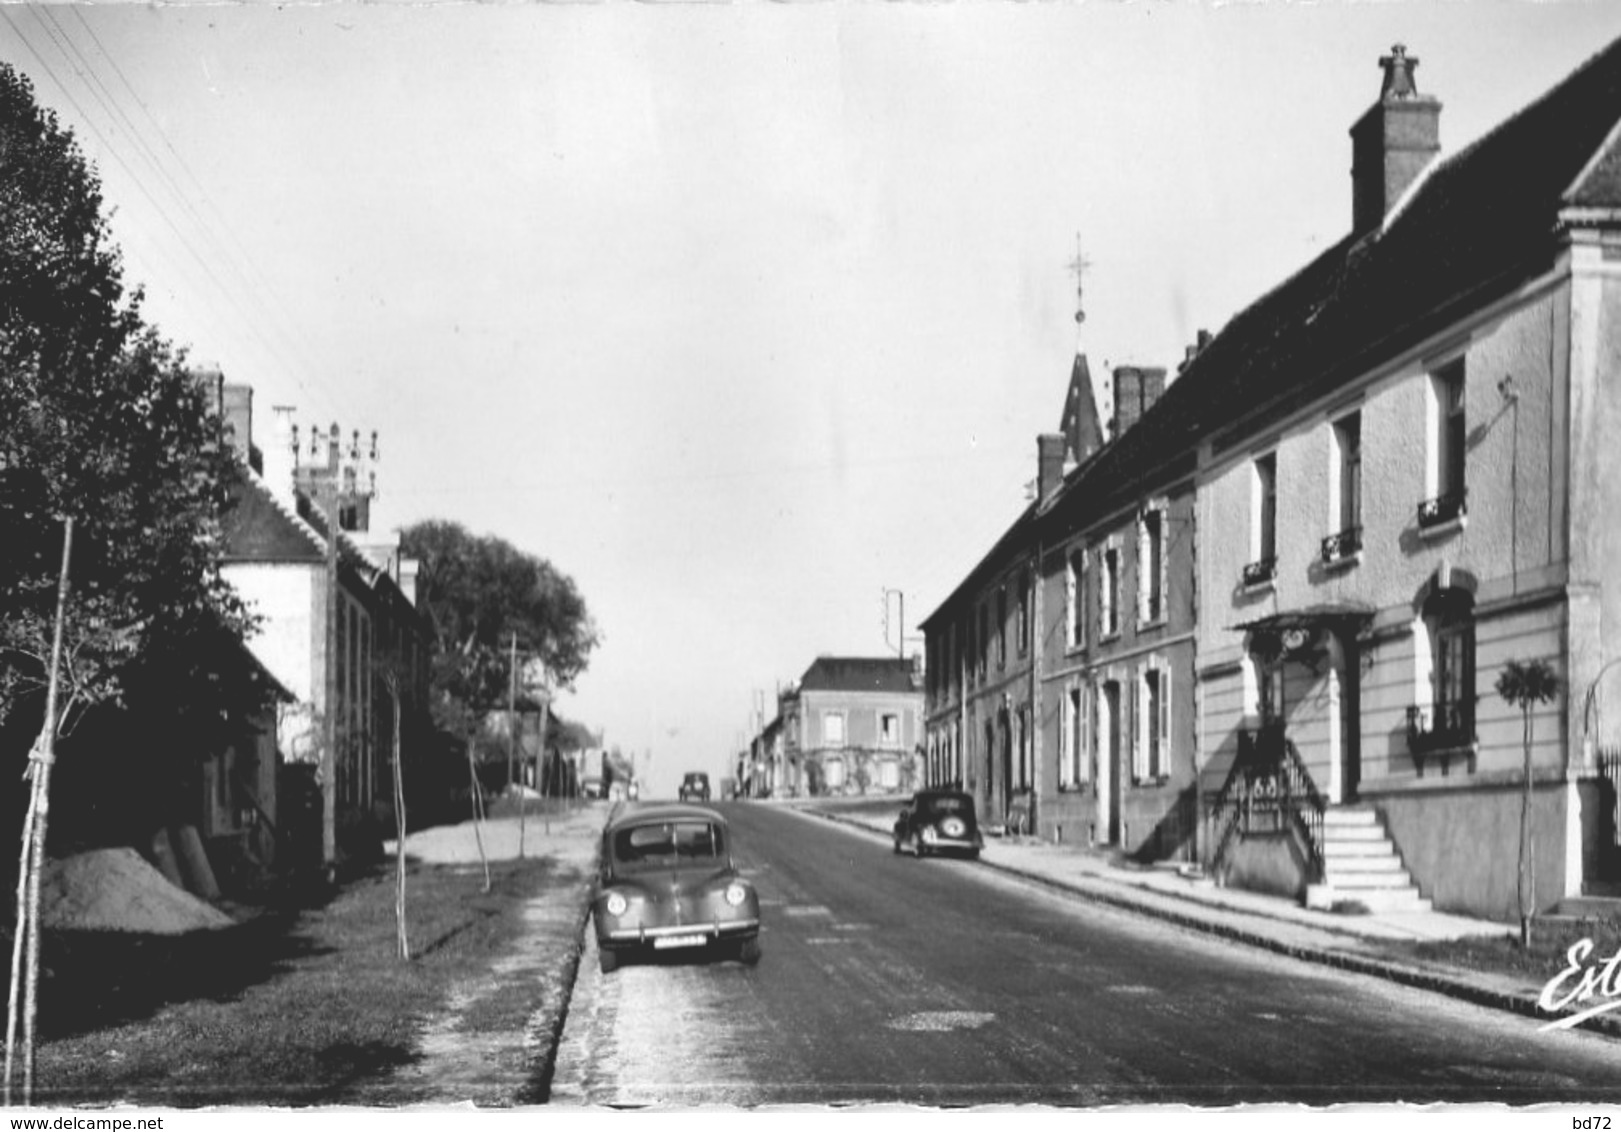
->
(613, 821), (726, 865)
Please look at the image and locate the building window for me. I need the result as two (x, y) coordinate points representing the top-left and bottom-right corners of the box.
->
(1408, 589), (1476, 757)
(1245, 453), (1278, 586)
(1101, 547), (1120, 638)
(1323, 413), (1363, 565)
(1138, 505), (1165, 625)
(1060, 684), (1091, 789)
(823, 712), (845, 748)
(1421, 359), (1468, 529)
(1015, 705), (1031, 790)
(996, 586), (1008, 669)
(1017, 569), (1031, 657)
(1066, 549), (1086, 651)
(879, 712), (899, 746)
(1133, 662), (1170, 781)
(977, 604), (989, 682)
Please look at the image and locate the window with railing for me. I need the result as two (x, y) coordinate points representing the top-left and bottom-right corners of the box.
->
(1325, 413), (1362, 566)
(1407, 588), (1476, 769)
(1420, 360), (1467, 532)
(1246, 454), (1278, 587)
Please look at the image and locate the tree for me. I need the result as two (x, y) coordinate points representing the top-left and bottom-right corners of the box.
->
(400, 520), (597, 732)
(398, 521), (597, 885)
(1, 63), (268, 1103)
(1497, 658), (1561, 950)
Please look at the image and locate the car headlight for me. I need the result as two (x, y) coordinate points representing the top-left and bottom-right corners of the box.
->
(723, 882), (748, 907)
(605, 891), (628, 917)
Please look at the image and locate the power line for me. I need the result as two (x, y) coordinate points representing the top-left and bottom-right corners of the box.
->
(3, 9), (365, 428)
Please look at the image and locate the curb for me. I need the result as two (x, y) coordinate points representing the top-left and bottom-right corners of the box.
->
(805, 806), (1621, 1041)
(521, 830), (605, 1105)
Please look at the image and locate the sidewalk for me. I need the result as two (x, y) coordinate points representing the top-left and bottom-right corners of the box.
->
(789, 799), (1620, 1040)
(380, 800), (603, 1106)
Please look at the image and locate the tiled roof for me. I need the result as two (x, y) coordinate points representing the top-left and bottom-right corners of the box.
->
(799, 656), (920, 695)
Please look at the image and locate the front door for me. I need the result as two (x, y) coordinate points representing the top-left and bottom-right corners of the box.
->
(1340, 636), (1361, 801)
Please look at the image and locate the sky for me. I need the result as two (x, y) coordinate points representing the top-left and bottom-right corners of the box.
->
(4, 0), (1621, 798)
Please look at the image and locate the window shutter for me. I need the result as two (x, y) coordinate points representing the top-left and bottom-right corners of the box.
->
(1158, 513), (1170, 623)
(1131, 674), (1145, 782)
(1080, 687), (1092, 783)
(1158, 666), (1172, 778)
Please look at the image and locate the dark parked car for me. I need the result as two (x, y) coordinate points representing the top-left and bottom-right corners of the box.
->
(892, 789), (983, 859)
(678, 771), (711, 802)
(592, 804), (761, 973)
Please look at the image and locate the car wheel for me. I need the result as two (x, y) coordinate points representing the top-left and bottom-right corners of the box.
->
(599, 945), (621, 974)
(736, 937), (762, 967)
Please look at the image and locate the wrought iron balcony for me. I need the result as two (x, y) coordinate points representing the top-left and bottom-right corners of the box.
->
(1406, 701), (1476, 774)
(1320, 526), (1362, 566)
(1417, 490), (1467, 531)
(1241, 556), (1277, 588)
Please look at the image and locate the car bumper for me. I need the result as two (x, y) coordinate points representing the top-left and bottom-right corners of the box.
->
(601, 918), (760, 946)
(920, 837), (981, 853)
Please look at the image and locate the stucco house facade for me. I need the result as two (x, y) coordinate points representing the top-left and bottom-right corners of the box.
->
(788, 656), (922, 797)
(218, 387), (429, 867)
(920, 38), (1621, 921)
(1186, 41), (1621, 918)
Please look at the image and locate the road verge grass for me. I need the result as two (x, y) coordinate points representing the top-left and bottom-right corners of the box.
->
(30, 850), (579, 1107)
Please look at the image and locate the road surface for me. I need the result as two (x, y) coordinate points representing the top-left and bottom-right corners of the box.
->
(550, 801), (1621, 1107)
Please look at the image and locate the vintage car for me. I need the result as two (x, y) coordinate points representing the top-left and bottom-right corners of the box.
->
(678, 771), (711, 802)
(592, 804), (761, 973)
(892, 789), (984, 859)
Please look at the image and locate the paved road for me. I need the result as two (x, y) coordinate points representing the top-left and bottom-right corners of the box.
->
(550, 802), (1621, 1107)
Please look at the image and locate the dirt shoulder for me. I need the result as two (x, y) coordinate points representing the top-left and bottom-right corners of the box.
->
(31, 800), (604, 1108)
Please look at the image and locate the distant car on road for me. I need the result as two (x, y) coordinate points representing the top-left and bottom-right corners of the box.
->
(892, 789), (984, 860)
(591, 803), (761, 973)
(678, 771), (711, 802)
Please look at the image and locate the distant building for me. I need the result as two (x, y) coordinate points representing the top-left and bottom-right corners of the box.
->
(775, 657), (923, 797)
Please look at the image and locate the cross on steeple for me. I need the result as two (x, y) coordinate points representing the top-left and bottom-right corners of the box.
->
(1065, 233), (1091, 324)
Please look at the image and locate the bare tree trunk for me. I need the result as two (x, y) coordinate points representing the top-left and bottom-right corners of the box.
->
(5, 518), (73, 1106)
(5, 765), (40, 1106)
(389, 680), (409, 961)
(1519, 705), (1534, 949)
(466, 734), (491, 893)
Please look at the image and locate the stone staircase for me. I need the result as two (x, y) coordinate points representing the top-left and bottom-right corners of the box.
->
(1305, 806), (1432, 913)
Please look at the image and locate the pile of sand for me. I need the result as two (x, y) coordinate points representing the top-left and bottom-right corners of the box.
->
(38, 848), (236, 934)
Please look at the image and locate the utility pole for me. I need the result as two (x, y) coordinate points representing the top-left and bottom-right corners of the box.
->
(507, 631), (518, 791)
(321, 476), (340, 875)
(883, 587), (915, 660)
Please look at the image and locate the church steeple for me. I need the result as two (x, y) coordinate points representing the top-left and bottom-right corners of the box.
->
(1059, 234), (1104, 468)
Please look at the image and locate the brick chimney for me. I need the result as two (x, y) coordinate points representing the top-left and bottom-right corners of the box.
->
(221, 383), (254, 466)
(1037, 433), (1066, 505)
(1110, 366), (1167, 438)
(1351, 44), (1441, 236)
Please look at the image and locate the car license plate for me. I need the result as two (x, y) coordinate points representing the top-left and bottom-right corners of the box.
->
(653, 933), (707, 950)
